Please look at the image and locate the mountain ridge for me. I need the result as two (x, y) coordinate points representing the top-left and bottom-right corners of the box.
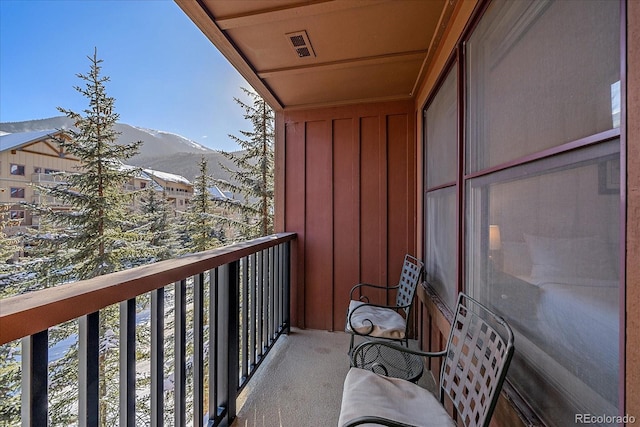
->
(0, 116), (239, 182)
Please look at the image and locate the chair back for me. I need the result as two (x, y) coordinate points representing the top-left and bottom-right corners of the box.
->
(439, 293), (514, 427)
(394, 254), (424, 317)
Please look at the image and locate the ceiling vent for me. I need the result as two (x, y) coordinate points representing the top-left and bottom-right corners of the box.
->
(286, 30), (316, 58)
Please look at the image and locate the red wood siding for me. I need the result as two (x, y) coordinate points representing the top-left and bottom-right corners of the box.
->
(278, 101), (417, 331)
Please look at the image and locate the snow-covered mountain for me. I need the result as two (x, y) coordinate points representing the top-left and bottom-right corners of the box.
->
(0, 116), (212, 158)
(0, 117), (241, 182)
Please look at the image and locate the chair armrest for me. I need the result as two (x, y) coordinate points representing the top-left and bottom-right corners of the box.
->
(351, 340), (447, 367)
(347, 301), (411, 337)
(349, 282), (400, 301)
(343, 416), (414, 427)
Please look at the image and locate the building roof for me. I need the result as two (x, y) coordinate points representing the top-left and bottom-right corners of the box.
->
(143, 168), (192, 185)
(208, 185), (230, 200)
(0, 129), (62, 152)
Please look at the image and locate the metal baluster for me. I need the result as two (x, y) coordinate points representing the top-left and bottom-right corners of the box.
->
(209, 268), (222, 425)
(175, 280), (187, 427)
(22, 330), (48, 427)
(194, 273), (204, 426)
(256, 251), (263, 359)
(150, 288), (164, 427)
(262, 249), (269, 352)
(120, 298), (136, 427)
(226, 260), (239, 425)
(242, 256), (249, 385)
(250, 253), (257, 370)
(79, 312), (99, 427)
(284, 241), (291, 334)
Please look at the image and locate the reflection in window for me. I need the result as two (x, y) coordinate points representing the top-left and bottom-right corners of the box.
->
(10, 188), (25, 198)
(465, 0), (620, 173)
(426, 188), (457, 308)
(10, 164), (25, 176)
(424, 65), (458, 308)
(10, 210), (25, 220)
(466, 142), (620, 427)
(463, 1), (621, 424)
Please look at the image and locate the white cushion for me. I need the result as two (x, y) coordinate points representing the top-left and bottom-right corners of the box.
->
(345, 300), (406, 339)
(339, 368), (455, 427)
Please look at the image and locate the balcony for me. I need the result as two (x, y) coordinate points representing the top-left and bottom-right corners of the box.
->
(30, 173), (67, 184)
(0, 233), (299, 426)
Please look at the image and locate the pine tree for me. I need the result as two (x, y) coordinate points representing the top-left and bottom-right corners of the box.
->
(182, 156), (222, 252)
(0, 205), (20, 266)
(0, 205), (23, 297)
(22, 49), (143, 426)
(0, 206), (22, 425)
(214, 87), (274, 240)
(28, 50), (143, 281)
(136, 184), (180, 261)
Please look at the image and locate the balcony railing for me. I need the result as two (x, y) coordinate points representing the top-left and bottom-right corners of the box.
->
(0, 232), (296, 426)
(30, 173), (67, 184)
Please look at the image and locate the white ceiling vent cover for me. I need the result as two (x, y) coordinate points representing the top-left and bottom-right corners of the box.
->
(286, 30), (316, 58)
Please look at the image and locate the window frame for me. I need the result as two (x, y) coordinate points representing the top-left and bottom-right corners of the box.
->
(10, 164), (25, 176)
(421, 0), (626, 422)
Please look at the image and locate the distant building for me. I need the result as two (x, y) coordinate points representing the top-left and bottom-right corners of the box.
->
(141, 168), (193, 212)
(0, 130), (79, 232)
(1, 130), (194, 232)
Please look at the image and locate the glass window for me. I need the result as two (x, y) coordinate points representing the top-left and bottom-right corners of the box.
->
(463, 1), (621, 425)
(466, 142), (620, 426)
(426, 67), (458, 188)
(10, 188), (25, 198)
(10, 210), (25, 220)
(465, 0), (620, 173)
(10, 164), (25, 176)
(424, 65), (458, 308)
(426, 187), (457, 308)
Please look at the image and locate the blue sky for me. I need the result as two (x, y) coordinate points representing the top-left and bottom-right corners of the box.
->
(0, 0), (251, 151)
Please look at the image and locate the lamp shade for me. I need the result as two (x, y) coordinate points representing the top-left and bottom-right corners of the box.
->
(489, 225), (502, 250)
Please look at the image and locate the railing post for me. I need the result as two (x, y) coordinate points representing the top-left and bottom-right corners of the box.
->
(194, 273), (204, 426)
(284, 241), (291, 334)
(21, 330), (48, 427)
(151, 288), (164, 427)
(175, 280), (187, 427)
(241, 257), (249, 384)
(209, 268), (220, 425)
(120, 298), (136, 427)
(79, 312), (99, 427)
(226, 260), (239, 426)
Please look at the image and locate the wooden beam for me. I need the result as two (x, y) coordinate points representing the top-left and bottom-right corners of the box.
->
(258, 50), (427, 79)
(214, 0), (390, 30)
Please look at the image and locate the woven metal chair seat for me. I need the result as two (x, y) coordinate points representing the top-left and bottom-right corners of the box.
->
(339, 293), (515, 427)
(351, 338), (424, 383)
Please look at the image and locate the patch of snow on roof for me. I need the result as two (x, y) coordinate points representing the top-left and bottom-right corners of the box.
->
(0, 129), (61, 151)
(143, 168), (191, 185)
(208, 186), (229, 200)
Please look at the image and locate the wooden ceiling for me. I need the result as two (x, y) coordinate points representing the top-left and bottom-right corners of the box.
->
(175, 0), (456, 110)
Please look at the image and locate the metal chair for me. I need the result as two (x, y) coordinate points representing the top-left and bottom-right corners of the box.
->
(339, 293), (515, 427)
(345, 254), (424, 354)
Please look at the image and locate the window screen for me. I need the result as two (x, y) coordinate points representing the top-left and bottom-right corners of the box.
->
(464, 1), (621, 425)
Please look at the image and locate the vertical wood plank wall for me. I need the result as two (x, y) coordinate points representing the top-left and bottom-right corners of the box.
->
(277, 101), (416, 331)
